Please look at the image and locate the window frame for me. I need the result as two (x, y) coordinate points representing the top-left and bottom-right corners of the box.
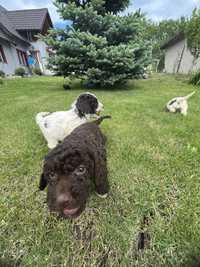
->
(16, 49), (28, 66)
(0, 45), (7, 63)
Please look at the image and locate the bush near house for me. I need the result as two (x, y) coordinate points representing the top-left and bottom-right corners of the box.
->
(186, 8), (200, 58)
(15, 67), (26, 77)
(189, 70), (200, 85)
(0, 70), (5, 78)
(33, 68), (43, 76)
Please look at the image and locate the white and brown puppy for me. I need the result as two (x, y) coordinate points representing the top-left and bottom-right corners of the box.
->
(165, 91), (195, 116)
(36, 92), (103, 149)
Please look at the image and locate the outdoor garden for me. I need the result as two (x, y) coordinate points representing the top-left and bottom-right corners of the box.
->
(1, 0), (200, 266)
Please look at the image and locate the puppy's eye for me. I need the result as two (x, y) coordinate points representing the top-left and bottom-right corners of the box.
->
(49, 172), (55, 179)
(49, 179), (57, 186)
(49, 172), (57, 183)
(75, 166), (86, 175)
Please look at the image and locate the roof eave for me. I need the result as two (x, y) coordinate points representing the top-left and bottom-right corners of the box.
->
(0, 35), (10, 43)
(160, 32), (185, 50)
(40, 10), (53, 34)
(0, 23), (30, 46)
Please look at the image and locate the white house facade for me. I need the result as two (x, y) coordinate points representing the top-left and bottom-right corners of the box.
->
(0, 5), (53, 76)
(161, 33), (200, 74)
(0, 39), (29, 75)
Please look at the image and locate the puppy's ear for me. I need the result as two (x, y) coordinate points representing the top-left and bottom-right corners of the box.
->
(39, 173), (48, 190)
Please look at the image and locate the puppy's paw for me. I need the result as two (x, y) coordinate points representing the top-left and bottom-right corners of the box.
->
(96, 192), (108, 199)
(48, 142), (58, 149)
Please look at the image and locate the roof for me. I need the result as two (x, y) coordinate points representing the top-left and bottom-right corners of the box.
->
(0, 5), (53, 46)
(160, 32), (185, 50)
(7, 8), (53, 31)
(0, 28), (10, 42)
(0, 5), (30, 45)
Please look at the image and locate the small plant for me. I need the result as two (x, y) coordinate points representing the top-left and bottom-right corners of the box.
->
(0, 78), (3, 85)
(189, 70), (200, 85)
(0, 70), (5, 78)
(63, 83), (71, 90)
(15, 67), (25, 77)
(63, 77), (72, 90)
(33, 67), (43, 76)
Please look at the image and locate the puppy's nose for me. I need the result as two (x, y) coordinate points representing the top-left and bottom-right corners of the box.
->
(57, 194), (72, 206)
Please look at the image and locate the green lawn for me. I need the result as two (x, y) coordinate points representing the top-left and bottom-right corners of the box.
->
(0, 75), (200, 267)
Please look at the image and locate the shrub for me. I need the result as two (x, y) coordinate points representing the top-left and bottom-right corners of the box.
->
(0, 78), (3, 85)
(189, 70), (200, 85)
(186, 8), (200, 58)
(33, 67), (43, 76)
(0, 70), (5, 78)
(15, 67), (25, 77)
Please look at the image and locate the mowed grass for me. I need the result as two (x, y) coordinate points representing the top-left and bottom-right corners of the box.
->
(0, 74), (200, 267)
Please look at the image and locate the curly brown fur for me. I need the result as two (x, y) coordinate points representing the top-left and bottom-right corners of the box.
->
(39, 120), (109, 219)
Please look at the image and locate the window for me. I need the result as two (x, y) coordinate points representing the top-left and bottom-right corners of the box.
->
(0, 45), (7, 63)
(16, 49), (28, 66)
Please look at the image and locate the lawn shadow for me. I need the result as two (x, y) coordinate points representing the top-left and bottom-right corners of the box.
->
(63, 78), (141, 92)
(174, 74), (190, 83)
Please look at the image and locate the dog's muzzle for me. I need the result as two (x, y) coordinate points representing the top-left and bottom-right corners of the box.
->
(96, 102), (104, 115)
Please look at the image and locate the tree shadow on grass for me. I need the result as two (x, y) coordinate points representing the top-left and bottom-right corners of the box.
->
(65, 79), (142, 92)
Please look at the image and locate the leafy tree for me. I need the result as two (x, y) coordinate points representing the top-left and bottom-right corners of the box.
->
(56, 0), (130, 14)
(45, 0), (151, 87)
(186, 8), (200, 58)
(142, 17), (187, 71)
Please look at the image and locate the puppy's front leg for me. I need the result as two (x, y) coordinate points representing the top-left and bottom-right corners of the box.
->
(48, 140), (59, 149)
(181, 102), (188, 116)
(94, 151), (109, 198)
(95, 173), (109, 198)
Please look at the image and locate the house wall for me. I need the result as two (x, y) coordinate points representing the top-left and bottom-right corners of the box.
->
(164, 38), (200, 74)
(31, 40), (53, 75)
(0, 39), (29, 75)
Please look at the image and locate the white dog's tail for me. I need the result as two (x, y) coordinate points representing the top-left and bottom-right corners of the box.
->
(184, 91), (196, 100)
(35, 112), (51, 125)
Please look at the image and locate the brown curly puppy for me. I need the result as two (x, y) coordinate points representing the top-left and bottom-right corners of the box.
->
(39, 116), (110, 218)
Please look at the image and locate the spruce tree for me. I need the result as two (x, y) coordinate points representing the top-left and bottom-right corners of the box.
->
(46, 0), (151, 87)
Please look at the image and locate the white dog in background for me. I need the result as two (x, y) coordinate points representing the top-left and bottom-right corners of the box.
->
(165, 91), (195, 116)
(36, 92), (103, 149)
